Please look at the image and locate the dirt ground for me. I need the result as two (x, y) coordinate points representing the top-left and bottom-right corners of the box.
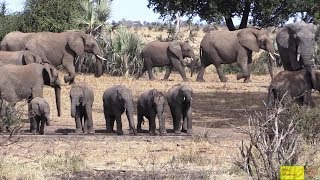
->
(1, 70), (319, 179)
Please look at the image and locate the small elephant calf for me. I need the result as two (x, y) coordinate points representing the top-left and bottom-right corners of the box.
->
(70, 82), (94, 134)
(29, 97), (50, 135)
(103, 85), (137, 135)
(167, 84), (193, 134)
(137, 89), (166, 135)
(267, 69), (320, 108)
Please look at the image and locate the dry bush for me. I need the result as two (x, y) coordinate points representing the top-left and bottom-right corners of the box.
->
(234, 104), (302, 179)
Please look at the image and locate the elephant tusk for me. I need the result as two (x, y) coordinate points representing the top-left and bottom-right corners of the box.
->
(96, 55), (107, 61)
(269, 52), (276, 61)
(297, 54), (300, 62)
(274, 52), (280, 57)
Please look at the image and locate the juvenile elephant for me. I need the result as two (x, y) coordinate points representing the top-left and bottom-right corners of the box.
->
(29, 97), (50, 135)
(276, 21), (316, 71)
(103, 85), (137, 135)
(267, 69), (320, 108)
(69, 82), (94, 134)
(0, 50), (42, 66)
(0, 31), (36, 51)
(167, 84), (193, 134)
(195, 28), (276, 83)
(0, 63), (61, 123)
(137, 89), (166, 135)
(137, 41), (196, 81)
(3, 31), (107, 84)
(0, 98), (14, 133)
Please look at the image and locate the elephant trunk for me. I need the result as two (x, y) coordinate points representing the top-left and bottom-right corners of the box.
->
(299, 45), (314, 70)
(125, 101), (137, 135)
(71, 99), (77, 118)
(266, 40), (276, 79)
(94, 55), (103, 77)
(156, 105), (166, 135)
(54, 83), (61, 117)
(45, 114), (50, 126)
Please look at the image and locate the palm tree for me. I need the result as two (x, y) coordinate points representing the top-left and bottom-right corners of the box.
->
(79, 0), (111, 35)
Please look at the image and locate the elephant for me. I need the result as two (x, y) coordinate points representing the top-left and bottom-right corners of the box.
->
(137, 89), (166, 135)
(69, 82), (94, 134)
(267, 69), (320, 108)
(0, 98), (14, 133)
(194, 28), (276, 83)
(103, 85), (137, 135)
(166, 84), (193, 134)
(29, 97), (50, 135)
(0, 63), (61, 124)
(3, 30), (107, 84)
(0, 50), (42, 66)
(276, 21), (316, 71)
(0, 31), (36, 51)
(136, 40), (196, 81)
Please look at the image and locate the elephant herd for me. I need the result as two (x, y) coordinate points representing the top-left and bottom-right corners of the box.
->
(0, 20), (317, 135)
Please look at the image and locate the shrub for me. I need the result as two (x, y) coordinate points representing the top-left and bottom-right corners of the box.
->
(251, 51), (269, 75)
(221, 63), (241, 74)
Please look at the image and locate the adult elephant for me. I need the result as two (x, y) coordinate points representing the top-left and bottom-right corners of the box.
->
(0, 31), (36, 51)
(136, 41), (196, 81)
(276, 21), (316, 71)
(14, 31), (106, 84)
(195, 28), (276, 83)
(0, 63), (61, 117)
(0, 50), (42, 66)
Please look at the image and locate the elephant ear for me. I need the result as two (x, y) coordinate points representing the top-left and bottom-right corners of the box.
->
(276, 26), (291, 48)
(169, 41), (183, 60)
(238, 29), (260, 52)
(68, 32), (85, 57)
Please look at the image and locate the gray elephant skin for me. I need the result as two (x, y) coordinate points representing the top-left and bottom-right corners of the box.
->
(137, 40), (196, 81)
(0, 31), (36, 51)
(267, 69), (320, 108)
(103, 85), (137, 135)
(70, 82), (94, 134)
(137, 89), (166, 135)
(0, 50), (42, 66)
(0, 63), (61, 120)
(29, 97), (50, 135)
(195, 28), (276, 83)
(1, 30), (106, 84)
(276, 21), (315, 71)
(166, 84), (193, 134)
(0, 98), (14, 133)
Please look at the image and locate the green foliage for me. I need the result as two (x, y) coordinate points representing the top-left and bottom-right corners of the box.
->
(104, 26), (144, 76)
(147, 0), (320, 30)
(222, 64), (241, 74)
(22, 0), (83, 32)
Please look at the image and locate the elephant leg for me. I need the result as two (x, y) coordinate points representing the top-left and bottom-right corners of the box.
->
(105, 114), (115, 133)
(186, 108), (193, 134)
(62, 56), (76, 84)
(162, 65), (173, 80)
(85, 106), (94, 134)
(74, 109), (82, 134)
(172, 60), (187, 81)
(115, 114), (124, 135)
(147, 68), (155, 80)
(36, 118), (40, 134)
(236, 51), (251, 83)
(39, 119), (45, 135)
(136, 65), (148, 79)
(303, 92), (315, 107)
(137, 113), (144, 133)
(215, 64), (228, 82)
(149, 115), (156, 135)
(171, 107), (181, 134)
(196, 63), (209, 82)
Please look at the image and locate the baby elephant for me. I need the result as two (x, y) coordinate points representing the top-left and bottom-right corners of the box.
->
(69, 82), (94, 134)
(137, 89), (166, 135)
(267, 69), (320, 108)
(167, 84), (193, 134)
(29, 97), (50, 135)
(103, 85), (137, 135)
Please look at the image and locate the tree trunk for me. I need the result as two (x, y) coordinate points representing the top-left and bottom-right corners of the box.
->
(239, 0), (251, 29)
(123, 54), (129, 77)
(225, 16), (236, 31)
(175, 13), (180, 35)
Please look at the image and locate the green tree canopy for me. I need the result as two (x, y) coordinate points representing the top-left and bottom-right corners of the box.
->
(22, 0), (84, 32)
(147, 0), (320, 31)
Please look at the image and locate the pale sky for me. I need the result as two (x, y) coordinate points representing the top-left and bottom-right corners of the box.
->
(5, 0), (165, 22)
